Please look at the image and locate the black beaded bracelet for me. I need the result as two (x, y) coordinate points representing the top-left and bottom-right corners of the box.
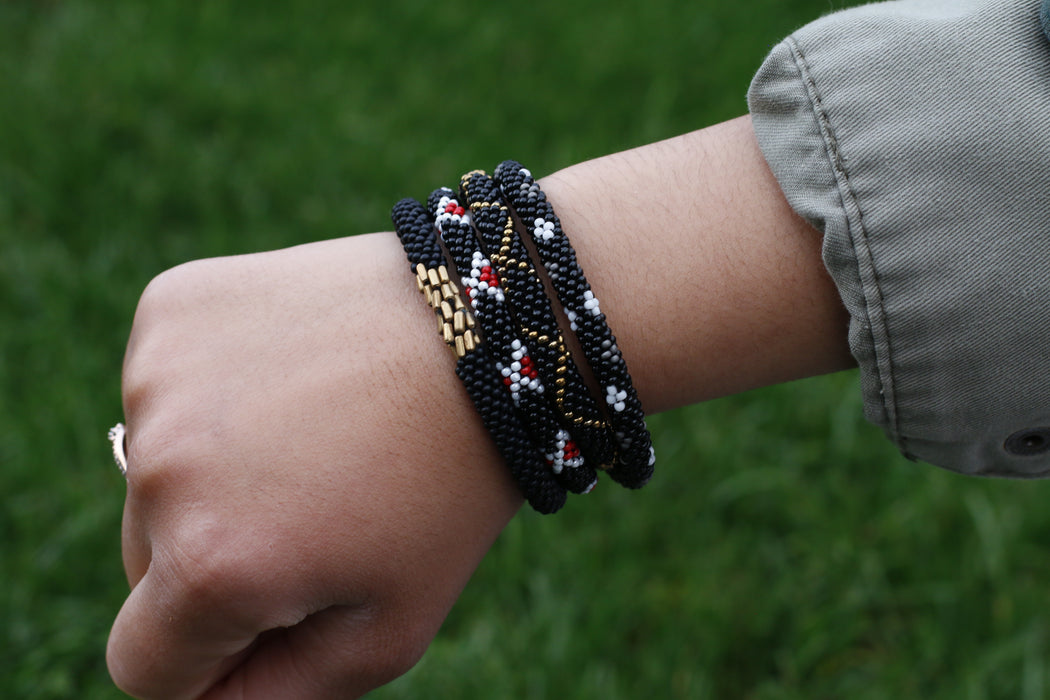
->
(391, 197), (567, 514)
(459, 170), (616, 471)
(427, 187), (598, 495)
(494, 160), (655, 488)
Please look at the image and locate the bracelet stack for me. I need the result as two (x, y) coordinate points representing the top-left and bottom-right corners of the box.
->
(390, 161), (654, 513)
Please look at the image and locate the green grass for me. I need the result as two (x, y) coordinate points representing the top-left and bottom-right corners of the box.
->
(5, 1), (1050, 698)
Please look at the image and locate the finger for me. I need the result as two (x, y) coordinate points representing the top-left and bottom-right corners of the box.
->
(117, 424), (153, 588)
(106, 551), (278, 699)
(120, 496), (151, 589)
(198, 603), (435, 700)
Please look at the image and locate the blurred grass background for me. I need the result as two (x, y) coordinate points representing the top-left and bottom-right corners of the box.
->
(3, 0), (1050, 698)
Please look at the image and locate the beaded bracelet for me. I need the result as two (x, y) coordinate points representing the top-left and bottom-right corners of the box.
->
(459, 170), (616, 471)
(427, 187), (598, 495)
(391, 197), (567, 513)
(494, 160), (655, 488)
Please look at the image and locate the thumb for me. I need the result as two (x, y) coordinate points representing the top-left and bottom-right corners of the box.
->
(199, 604), (435, 700)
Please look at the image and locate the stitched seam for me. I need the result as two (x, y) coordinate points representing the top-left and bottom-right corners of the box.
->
(785, 36), (909, 456)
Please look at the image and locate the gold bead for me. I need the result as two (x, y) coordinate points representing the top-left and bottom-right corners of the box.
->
(440, 301), (454, 321)
(427, 268), (441, 288)
(453, 311), (466, 335)
(464, 331), (477, 352)
(454, 336), (466, 357)
(438, 266), (450, 284)
(443, 323), (455, 345)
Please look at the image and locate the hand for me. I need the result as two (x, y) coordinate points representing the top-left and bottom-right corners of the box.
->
(106, 232), (522, 699)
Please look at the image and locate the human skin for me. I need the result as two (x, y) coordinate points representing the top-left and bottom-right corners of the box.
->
(106, 115), (853, 698)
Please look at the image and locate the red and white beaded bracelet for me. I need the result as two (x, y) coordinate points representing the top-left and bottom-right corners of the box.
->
(427, 187), (597, 494)
(494, 160), (655, 489)
(391, 196), (567, 513)
(459, 170), (617, 472)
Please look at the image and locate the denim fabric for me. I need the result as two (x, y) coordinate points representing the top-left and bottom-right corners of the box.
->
(1042, 0), (1050, 40)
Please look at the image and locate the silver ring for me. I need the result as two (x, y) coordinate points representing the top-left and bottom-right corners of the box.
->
(108, 423), (128, 477)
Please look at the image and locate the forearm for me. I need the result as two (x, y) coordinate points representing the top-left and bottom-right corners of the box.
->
(539, 114), (852, 415)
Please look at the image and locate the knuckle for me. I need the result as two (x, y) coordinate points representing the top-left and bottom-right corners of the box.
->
(122, 261), (210, 413)
(129, 262), (201, 347)
(163, 516), (252, 611)
(106, 640), (149, 699)
(123, 413), (210, 504)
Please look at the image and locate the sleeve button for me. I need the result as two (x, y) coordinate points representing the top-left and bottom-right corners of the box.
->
(1004, 428), (1050, 456)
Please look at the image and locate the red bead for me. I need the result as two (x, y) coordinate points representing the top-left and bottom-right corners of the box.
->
(479, 265), (500, 287)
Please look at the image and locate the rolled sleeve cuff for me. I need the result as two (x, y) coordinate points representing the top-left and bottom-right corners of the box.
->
(748, 0), (1050, 477)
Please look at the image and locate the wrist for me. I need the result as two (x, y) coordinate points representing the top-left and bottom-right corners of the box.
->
(538, 115), (852, 414)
